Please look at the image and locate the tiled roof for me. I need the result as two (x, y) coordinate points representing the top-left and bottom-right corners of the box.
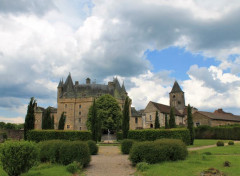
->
(150, 101), (183, 116)
(170, 81), (183, 93)
(197, 109), (240, 122)
(131, 107), (142, 117)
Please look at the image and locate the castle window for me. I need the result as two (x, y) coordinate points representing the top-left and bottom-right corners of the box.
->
(196, 122), (200, 127)
(80, 127), (81, 130)
(135, 118), (138, 124)
(178, 101), (181, 104)
(79, 118), (81, 123)
(79, 105), (81, 109)
(65, 104), (67, 108)
(173, 95), (175, 98)
(150, 115), (152, 121)
(79, 111), (81, 115)
(67, 125), (70, 129)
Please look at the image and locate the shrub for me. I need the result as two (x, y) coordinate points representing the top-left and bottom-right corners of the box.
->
(216, 141), (224, 147)
(0, 141), (39, 176)
(121, 139), (135, 154)
(66, 161), (82, 174)
(136, 162), (150, 172)
(38, 140), (64, 163)
(129, 139), (187, 165)
(27, 130), (91, 142)
(127, 128), (190, 145)
(223, 161), (231, 167)
(87, 140), (98, 155)
(116, 131), (123, 141)
(203, 152), (212, 155)
(228, 140), (234, 145)
(59, 141), (90, 167)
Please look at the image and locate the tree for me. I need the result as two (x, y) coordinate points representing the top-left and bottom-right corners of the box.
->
(154, 111), (160, 129)
(58, 112), (66, 130)
(169, 107), (176, 128)
(122, 96), (130, 139)
(87, 94), (122, 140)
(165, 114), (169, 129)
(51, 115), (54, 129)
(187, 104), (195, 145)
(24, 97), (36, 140)
(90, 99), (99, 142)
(42, 107), (53, 129)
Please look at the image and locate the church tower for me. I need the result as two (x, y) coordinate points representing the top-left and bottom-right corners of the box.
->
(169, 81), (185, 113)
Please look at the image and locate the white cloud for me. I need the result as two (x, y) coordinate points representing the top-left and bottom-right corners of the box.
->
(0, 116), (24, 123)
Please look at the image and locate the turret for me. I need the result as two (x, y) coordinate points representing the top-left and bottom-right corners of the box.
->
(169, 81), (185, 113)
(57, 79), (63, 99)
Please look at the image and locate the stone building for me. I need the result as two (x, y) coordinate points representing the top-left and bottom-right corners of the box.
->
(193, 108), (240, 127)
(34, 73), (128, 130)
(130, 107), (143, 130)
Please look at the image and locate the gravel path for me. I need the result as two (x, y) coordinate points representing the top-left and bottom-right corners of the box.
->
(188, 141), (240, 151)
(85, 146), (135, 176)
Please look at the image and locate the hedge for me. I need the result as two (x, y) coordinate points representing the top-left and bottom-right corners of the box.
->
(121, 139), (135, 154)
(27, 130), (91, 142)
(87, 140), (98, 155)
(127, 129), (191, 145)
(116, 131), (123, 141)
(195, 126), (240, 140)
(129, 139), (188, 165)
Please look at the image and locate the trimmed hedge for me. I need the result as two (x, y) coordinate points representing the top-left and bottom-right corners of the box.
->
(127, 129), (191, 145)
(27, 130), (91, 142)
(121, 139), (135, 154)
(87, 140), (98, 155)
(129, 139), (188, 165)
(116, 131), (123, 141)
(195, 126), (240, 140)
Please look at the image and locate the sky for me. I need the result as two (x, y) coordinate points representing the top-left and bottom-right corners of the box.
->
(0, 0), (240, 123)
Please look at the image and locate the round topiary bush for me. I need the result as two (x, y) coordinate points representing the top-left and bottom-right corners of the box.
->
(216, 141), (224, 147)
(228, 140), (234, 145)
(129, 139), (188, 165)
(87, 140), (98, 155)
(121, 139), (135, 154)
(59, 141), (90, 167)
(0, 141), (39, 176)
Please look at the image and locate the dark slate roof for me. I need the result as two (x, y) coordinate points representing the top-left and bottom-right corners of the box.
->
(35, 106), (57, 113)
(131, 107), (142, 117)
(197, 109), (240, 122)
(150, 101), (183, 116)
(170, 81), (183, 93)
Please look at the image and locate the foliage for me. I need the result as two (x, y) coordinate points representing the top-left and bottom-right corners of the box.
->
(116, 131), (123, 141)
(122, 96), (130, 139)
(27, 130), (91, 142)
(228, 140), (234, 145)
(216, 141), (224, 146)
(0, 122), (24, 130)
(42, 107), (54, 130)
(169, 107), (176, 128)
(87, 94), (122, 134)
(129, 139), (188, 165)
(121, 139), (135, 154)
(187, 104), (194, 145)
(154, 111), (160, 129)
(127, 128), (191, 145)
(195, 125), (240, 140)
(38, 140), (64, 163)
(24, 97), (36, 140)
(58, 112), (66, 130)
(87, 140), (98, 155)
(136, 162), (150, 172)
(90, 99), (100, 142)
(66, 161), (82, 174)
(0, 132), (7, 140)
(165, 114), (169, 129)
(0, 141), (39, 176)
(59, 141), (90, 166)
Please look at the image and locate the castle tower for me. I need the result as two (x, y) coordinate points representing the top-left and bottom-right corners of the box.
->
(169, 81), (185, 113)
(57, 79), (63, 99)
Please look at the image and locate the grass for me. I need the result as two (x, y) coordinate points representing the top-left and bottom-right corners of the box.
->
(0, 162), (79, 176)
(139, 143), (240, 176)
(188, 139), (230, 148)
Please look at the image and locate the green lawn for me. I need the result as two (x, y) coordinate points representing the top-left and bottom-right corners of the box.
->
(0, 163), (77, 176)
(188, 139), (230, 148)
(140, 143), (240, 176)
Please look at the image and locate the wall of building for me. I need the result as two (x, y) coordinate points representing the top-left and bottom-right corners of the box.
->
(0, 129), (24, 140)
(192, 112), (211, 126)
(130, 117), (143, 130)
(211, 119), (240, 126)
(170, 92), (185, 112)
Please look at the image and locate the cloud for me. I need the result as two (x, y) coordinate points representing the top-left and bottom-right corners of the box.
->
(0, 116), (24, 123)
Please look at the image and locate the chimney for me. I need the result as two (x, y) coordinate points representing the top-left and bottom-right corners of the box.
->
(86, 78), (91, 84)
(75, 81), (79, 85)
(214, 108), (224, 114)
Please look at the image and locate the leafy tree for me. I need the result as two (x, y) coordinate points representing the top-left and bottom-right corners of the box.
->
(165, 114), (169, 129)
(5, 123), (15, 129)
(24, 97), (36, 140)
(169, 107), (176, 128)
(187, 104), (195, 145)
(51, 115), (54, 129)
(58, 112), (66, 130)
(0, 122), (5, 129)
(42, 107), (53, 129)
(154, 111), (160, 129)
(122, 96), (130, 139)
(87, 94), (122, 139)
(90, 99), (99, 142)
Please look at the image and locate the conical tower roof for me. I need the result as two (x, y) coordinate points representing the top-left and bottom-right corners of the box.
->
(170, 81), (183, 93)
(122, 82), (126, 93)
(63, 73), (74, 92)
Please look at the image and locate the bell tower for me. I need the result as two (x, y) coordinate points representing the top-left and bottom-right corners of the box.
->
(169, 81), (185, 113)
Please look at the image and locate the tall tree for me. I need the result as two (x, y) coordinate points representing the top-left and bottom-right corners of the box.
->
(165, 114), (169, 129)
(51, 115), (54, 129)
(154, 111), (160, 129)
(42, 107), (52, 129)
(169, 107), (176, 128)
(24, 97), (36, 140)
(58, 112), (66, 130)
(122, 96), (130, 139)
(187, 104), (194, 145)
(91, 99), (99, 142)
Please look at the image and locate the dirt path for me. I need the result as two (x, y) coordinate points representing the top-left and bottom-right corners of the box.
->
(85, 146), (135, 176)
(188, 141), (240, 151)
